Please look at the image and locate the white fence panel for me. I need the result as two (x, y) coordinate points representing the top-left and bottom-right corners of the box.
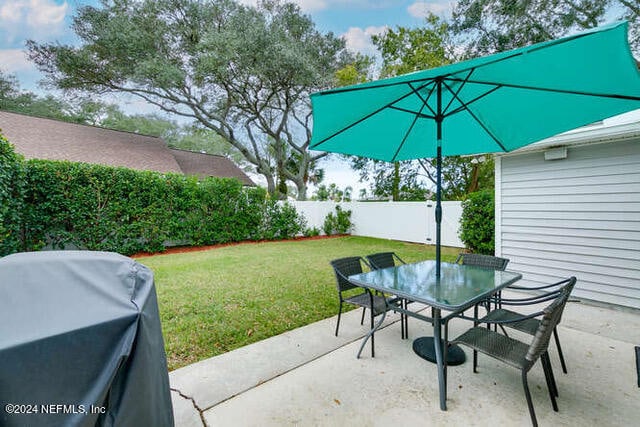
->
(440, 201), (464, 248)
(289, 201), (464, 248)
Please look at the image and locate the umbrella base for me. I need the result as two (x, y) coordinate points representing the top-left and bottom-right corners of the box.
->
(413, 337), (466, 366)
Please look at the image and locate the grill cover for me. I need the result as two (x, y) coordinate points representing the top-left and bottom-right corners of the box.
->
(0, 251), (174, 426)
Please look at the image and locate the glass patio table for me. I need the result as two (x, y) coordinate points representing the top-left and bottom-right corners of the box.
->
(349, 260), (522, 411)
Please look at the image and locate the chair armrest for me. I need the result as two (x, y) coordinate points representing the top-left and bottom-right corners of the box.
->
(457, 310), (545, 325)
(508, 277), (573, 291)
(488, 290), (561, 306)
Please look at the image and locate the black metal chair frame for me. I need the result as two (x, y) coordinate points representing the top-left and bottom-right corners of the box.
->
(330, 256), (401, 357)
(452, 281), (574, 427)
(483, 277), (577, 375)
(365, 252), (411, 339)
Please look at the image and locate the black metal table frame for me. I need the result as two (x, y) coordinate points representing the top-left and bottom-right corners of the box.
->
(350, 263), (522, 411)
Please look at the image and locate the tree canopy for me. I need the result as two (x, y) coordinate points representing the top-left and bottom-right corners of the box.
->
(28, 0), (353, 199)
(452, 0), (640, 58)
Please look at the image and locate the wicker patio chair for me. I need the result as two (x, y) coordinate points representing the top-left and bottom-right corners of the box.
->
(455, 253), (510, 270)
(480, 277), (577, 375)
(455, 253), (510, 319)
(452, 281), (574, 427)
(330, 256), (401, 357)
(365, 252), (411, 339)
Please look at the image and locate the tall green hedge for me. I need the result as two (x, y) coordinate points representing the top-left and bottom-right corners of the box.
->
(0, 156), (305, 256)
(0, 133), (25, 256)
(459, 189), (495, 255)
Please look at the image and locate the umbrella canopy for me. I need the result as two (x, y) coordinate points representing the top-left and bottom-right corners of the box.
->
(310, 21), (640, 161)
(309, 21), (640, 275)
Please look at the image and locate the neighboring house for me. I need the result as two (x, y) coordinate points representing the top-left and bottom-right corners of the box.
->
(169, 148), (254, 186)
(495, 111), (640, 309)
(0, 110), (255, 185)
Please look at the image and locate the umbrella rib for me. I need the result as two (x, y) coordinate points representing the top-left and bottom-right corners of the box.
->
(441, 80), (508, 152)
(442, 69), (475, 116)
(447, 77), (640, 101)
(444, 84), (503, 117)
(408, 82), (438, 117)
(389, 106), (435, 119)
(391, 102), (429, 162)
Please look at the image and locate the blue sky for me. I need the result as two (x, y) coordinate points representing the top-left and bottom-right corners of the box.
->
(0, 0), (454, 193)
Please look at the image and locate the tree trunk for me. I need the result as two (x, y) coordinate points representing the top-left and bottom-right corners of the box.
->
(392, 162), (400, 201)
(468, 162), (480, 194)
(293, 177), (307, 201)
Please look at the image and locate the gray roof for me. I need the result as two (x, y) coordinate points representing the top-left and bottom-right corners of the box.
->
(0, 110), (255, 185)
(169, 148), (255, 186)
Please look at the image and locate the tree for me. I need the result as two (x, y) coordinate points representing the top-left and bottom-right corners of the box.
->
(334, 53), (374, 86)
(1, 70), (72, 121)
(373, 14), (454, 78)
(350, 157), (431, 201)
(28, 0), (353, 199)
(424, 155), (494, 200)
(451, 0), (640, 58)
(1, 70), (111, 123)
(311, 183), (351, 202)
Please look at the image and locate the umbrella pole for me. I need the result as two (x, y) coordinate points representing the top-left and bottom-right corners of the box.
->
(436, 144), (442, 278)
(435, 79), (443, 278)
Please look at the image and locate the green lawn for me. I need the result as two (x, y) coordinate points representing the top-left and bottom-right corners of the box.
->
(137, 236), (460, 371)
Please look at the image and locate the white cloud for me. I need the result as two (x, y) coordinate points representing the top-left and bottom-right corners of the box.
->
(27, 0), (68, 27)
(0, 0), (69, 44)
(0, 49), (34, 72)
(343, 25), (388, 56)
(407, 1), (456, 18)
(0, 2), (24, 24)
(295, 0), (329, 12)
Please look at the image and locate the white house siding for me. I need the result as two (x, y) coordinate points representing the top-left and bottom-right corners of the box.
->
(496, 139), (640, 309)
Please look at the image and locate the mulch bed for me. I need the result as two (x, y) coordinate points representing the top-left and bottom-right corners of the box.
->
(130, 234), (347, 258)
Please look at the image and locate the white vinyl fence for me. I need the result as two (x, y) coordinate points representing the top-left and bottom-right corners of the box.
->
(290, 201), (464, 248)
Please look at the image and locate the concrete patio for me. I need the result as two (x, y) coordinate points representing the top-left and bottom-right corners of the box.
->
(170, 292), (640, 426)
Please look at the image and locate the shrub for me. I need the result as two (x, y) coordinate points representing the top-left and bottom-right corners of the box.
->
(459, 190), (495, 255)
(303, 226), (320, 237)
(322, 205), (353, 235)
(0, 133), (25, 256)
(14, 159), (304, 255)
(261, 201), (307, 240)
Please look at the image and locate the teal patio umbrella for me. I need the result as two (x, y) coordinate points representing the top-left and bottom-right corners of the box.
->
(310, 21), (640, 277)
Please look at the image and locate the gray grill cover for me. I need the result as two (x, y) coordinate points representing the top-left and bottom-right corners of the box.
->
(0, 251), (174, 426)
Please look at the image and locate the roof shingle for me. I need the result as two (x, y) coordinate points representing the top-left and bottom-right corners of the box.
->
(0, 110), (255, 185)
(169, 148), (255, 186)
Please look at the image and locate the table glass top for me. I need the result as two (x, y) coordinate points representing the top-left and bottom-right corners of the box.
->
(349, 260), (522, 309)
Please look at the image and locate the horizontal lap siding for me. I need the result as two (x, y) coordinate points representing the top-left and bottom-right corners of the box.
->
(499, 139), (640, 309)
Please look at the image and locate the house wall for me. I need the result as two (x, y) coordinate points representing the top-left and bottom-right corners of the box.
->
(496, 139), (640, 309)
(290, 201), (464, 248)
